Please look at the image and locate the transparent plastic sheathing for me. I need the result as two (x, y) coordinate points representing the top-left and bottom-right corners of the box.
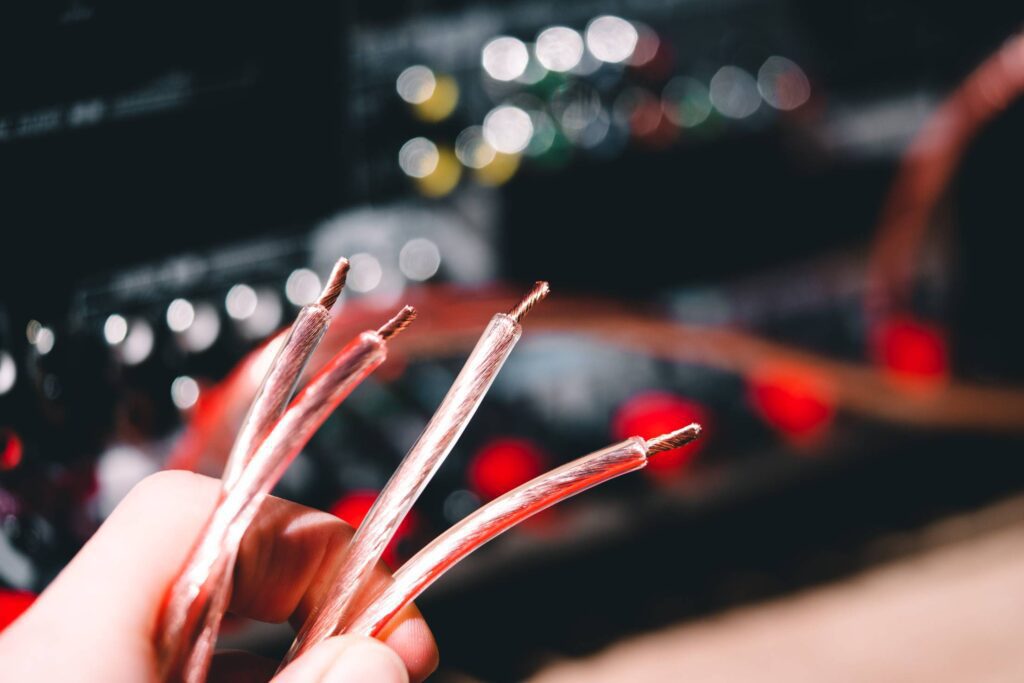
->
(284, 313), (522, 665)
(156, 332), (387, 682)
(348, 437), (649, 637)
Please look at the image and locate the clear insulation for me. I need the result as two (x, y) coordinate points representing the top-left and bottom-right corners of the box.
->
(156, 331), (387, 682)
(174, 305), (332, 681)
(346, 437), (649, 638)
(221, 304), (329, 489)
(284, 313), (522, 665)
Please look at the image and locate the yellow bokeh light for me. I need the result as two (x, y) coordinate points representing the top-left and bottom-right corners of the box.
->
(415, 147), (462, 197)
(474, 152), (521, 186)
(414, 75), (459, 122)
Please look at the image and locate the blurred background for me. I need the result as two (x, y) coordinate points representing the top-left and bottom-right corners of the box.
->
(3, 0), (1024, 680)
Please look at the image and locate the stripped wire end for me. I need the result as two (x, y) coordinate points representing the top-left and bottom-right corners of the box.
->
(377, 305), (417, 341)
(507, 281), (551, 323)
(645, 423), (703, 456)
(317, 257), (351, 310)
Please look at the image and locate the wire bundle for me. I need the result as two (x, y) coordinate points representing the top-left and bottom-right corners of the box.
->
(153, 269), (702, 681)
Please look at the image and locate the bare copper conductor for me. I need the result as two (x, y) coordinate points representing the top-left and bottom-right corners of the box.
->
(508, 281), (551, 323)
(317, 257), (350, 310)
(645, 423), (703, 455)
(377, 305), (417, 341)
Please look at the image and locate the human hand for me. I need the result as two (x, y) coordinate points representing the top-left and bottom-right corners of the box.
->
(0, 471), (439, 682)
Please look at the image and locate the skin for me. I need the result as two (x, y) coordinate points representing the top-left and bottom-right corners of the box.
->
(0, 470), (439, 682)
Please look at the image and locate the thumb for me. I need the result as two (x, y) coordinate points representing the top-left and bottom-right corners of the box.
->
(272, 635), (408, 683)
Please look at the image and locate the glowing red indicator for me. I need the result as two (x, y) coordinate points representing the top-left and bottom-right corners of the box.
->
(0, 429), (22, 471)
(871, 316), (949, 386)
(612, 392), (708, 474)
(0, 590), (35, 632)
(748, 362), (836, 441)
(468, 438), (547, 501)
(329, 490), (419, 567)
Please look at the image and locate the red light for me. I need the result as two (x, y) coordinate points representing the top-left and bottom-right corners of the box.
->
(0, 590), (35, 632)
(612, 392), (708, 474)
(329, 490), (419, 567)
(748, 362), (836, 442)
(0, 429), (22, 471)
(467, 438), (547, 501)
(871, 315), (949, 387)
(627, 95), (678, 149)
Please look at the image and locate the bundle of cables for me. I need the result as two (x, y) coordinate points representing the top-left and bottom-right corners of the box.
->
(153, 258), (702, 682)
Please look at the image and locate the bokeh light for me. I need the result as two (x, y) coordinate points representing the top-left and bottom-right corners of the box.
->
(166, 298), (195, 333)
(415, 147), (462, 197)
(103, 314), (128, 345)
(0, 352), (16, 396)
(748, 363), (836, 442)
(535, 27), (584, 73)
(709, 66), (761, 119)
(662, 76), (713, 127)
(237, 288), (282, 339)
(120, 319), (154, 365)
(413, 75), (459, 122)
(0, 428), (23, 470)
(585, 16), (638, 64)
(399, 238), (442, 281)
(225, 284), (258, 321)
(180, 303), (220, 352)
(455, 126), (497, 169)
(348, 253), (384, 293)
(616, 87), (677, 148)
(398, 137), (440, 179)
(871, 316), (949, 387)
(757, 56), (811, 111)
(34, 327), (55, 355)
(24, 321), (42, 346)
(483, 105), (534, 154)
(396, 65), (436, 105)
(171, 375), (200, 410)
(629, 23), (660, 67)
(482, 37), (530, 82)
(474, 151), (521, 186)
(285, 268), (322, 307)
(468, 437), (547, 501)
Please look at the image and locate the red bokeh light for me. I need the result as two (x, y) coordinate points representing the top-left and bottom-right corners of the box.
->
(0, 428), (23, 471)
(612, 392), (709, 474)
(467, 438), (547, 501)
(748, 362), (836, 442)
(0, 590), (36, 632)
(871, 315), (949, 387)
(329, 490), (419, 567)
(628, 96), (679, 149)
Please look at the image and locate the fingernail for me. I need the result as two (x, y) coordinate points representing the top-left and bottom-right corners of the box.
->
(322, 639), (407, 683)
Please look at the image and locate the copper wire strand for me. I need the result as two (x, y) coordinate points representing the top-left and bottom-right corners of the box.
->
(317, 257), (350, 310)
(282, 282), (550, 668)
(156, 305), (411, 683)
(344, 425), (704, 638)
(171, 258), (350, 682)
(507, 280), (550, 323)
(645, 423), (702, 456)
(377, 305), (417, 341)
